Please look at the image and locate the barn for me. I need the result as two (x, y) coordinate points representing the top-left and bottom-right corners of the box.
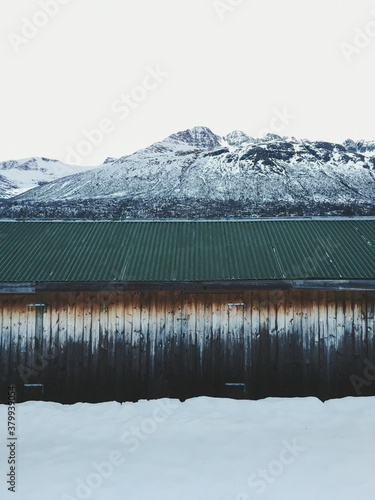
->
(0, 219), (374, 403)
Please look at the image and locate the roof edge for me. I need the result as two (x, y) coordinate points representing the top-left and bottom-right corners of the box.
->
(0, 216), (375, 223)
(1, 280), (375, 293)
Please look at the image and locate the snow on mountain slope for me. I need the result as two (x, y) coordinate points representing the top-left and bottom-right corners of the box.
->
(0, 157), (107, 199)
(0, 174), (20, 199)
(343, 139), (375, 155)
(2, 127), (375, 218)
(13, 127), (375, 200)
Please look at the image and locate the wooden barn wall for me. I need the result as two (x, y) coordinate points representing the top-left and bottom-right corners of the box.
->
(0, 290), (374, 402)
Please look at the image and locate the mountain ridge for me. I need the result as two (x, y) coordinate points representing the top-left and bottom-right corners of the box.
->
(1, 126), (375, 219)
(0, 156), (107, 199)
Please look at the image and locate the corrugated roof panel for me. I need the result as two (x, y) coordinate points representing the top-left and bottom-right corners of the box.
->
(240, 222), (282, 279)
(0, 220), (374, 283)
(352, 220), (375, 252)
(311, 221), (375, 278)
(266, 221), (340, 279)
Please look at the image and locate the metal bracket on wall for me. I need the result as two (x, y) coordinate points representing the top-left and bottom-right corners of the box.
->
(27, 304), (47, 313)
(24, 384), (45, 395)
(226, 302), (246, 313)
(225, 382), (247, 393)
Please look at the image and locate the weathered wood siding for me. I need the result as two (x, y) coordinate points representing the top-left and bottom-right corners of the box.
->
(0, 290), (374, 402)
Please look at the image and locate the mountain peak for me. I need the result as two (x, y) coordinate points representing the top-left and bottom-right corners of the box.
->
(264, 133), (283, 141)
(224, 130), (252, 146)
(164, 126), (221, 149)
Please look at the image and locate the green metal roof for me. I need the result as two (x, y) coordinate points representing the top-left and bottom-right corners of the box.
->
(0, 220), (374, 283)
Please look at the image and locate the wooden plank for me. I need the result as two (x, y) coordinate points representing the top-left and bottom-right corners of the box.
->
(268, 290), (278, 394)
(12, 297), (20, 382)
(275, 290), (286, 395)
(353, 292), (362, 376)
(21, 296), (32, 382)
(48, 293), (59, 362)
(66, 292), (77, 397)
(183, 293), (196, 394)
(219, 293), (229, 392)
(155, 291), (166, 396)
(11, 297), (22, 385)
(107, 292), (117, 397)
(15, 297), (28, 387)
(9, 297), (18, 385)
(226, 293), (245, 389)
(268, 290), (277, 336)
(98, 291), (111, 398)
(14, 295), (28, 386)
(139, 292), (149, 386)
(318, 291), (328, 397)
(284, 290), (294, 395)
(250, 290), (260, 397)
(310, 291), (320, 394)
(5, 297), (15, 385)
(361, 292), (368, 362)
(108, 292), (117, 363)
(81, 293), (93, 398)
(243, 290), (252, 393)
(0, 300), (5, 382)
(227, 302), (236, 382)
(226, 300), (234, 384)
(97, 292), (108, 398)
(294, 290), (304, 395)
(40, 298), (49, 378)
(2, 298), (12, 382)
(46, 293), (60, 394)
(293, 291), (303, 360)
(148, 292), (157, 396)
(74, 293), (84, 399)
(24, 298), (35, 385)
(204, 294), (214, 394)
(178, 293), (187, 386)
(119, 292), (127, 396)
(327, 291), (337, 394)
(123, 292), (133, 397)
(131, 292), (141, 391)
(89, 292), (100, 396)
(195, 294), (205, 381)
(164, 291), (174, 393)
(111, 292), (121, 399)
(335, 292), (346, 392)
(300, 291), (311, 394)
(57, 293), (68, 397)
(172, 292), (182, 388)
(343, 291), (354, 382)
(367, 292), (375, 371)
(259, 291), (269, 337)
(237, 293), (245, 386)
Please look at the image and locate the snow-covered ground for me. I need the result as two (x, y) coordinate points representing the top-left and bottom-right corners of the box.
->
(1, 396), (374, 500)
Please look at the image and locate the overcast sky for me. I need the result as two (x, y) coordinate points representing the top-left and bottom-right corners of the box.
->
(1, 0), (375, 165)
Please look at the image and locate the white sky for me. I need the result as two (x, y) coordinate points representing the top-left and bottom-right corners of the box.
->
(1, 0), (375, 165)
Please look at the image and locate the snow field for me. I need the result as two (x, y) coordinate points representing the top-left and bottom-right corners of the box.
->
(0, 396), (374, 500)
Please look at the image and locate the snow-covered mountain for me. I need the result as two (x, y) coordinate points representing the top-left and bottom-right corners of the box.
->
(1, 126), (375, 218)
(0, 157), (105, 198)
